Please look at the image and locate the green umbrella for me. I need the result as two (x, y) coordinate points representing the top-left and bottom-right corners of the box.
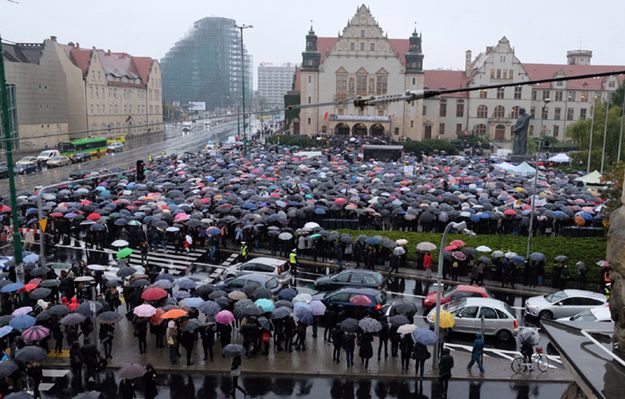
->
(116, 248), (133, 259)
(310, 233), (322, 239)
(128, 220), (142, 226)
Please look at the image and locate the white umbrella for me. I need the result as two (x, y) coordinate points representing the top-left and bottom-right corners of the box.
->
(416, 242), (436, 252)
(303, 222), (320, 230)
(505, 251), (517, 259)
(393, 247), (406, 256)
(111, 240), (129, 248)
(397, 324), (417, 335)
(278, 232), (293, 241)
(166, 227), (180, 233)
(491, 250), (505, 258)
(396, 239), (409, 246)
(87, 264), (107, 271)
(292, 293), (312, 304)
(74, 276), (94, 283)
(185, 235), (193, 244)
(476, 246), (492, 253)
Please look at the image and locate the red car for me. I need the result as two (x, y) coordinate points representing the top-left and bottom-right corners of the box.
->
(422, 285), (491, 313)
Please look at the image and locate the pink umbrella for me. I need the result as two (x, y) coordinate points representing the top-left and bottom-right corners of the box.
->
(350, 295), (372, 306)
(452, 251), (467, 261)
(22, 325), (50, 342)
(444, 245), (458, 252)
(450, 240), (465, 248)
(334, 198), (348, 205)
(12, 306), (33, 316)
(174, 213), (190, 222)
(215, 310), (235, 325)
(133, 304), (157, 318)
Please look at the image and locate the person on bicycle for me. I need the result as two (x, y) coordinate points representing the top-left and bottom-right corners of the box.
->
(520, 339), (533, 364)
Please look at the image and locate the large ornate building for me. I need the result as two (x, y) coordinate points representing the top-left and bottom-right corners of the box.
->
(292, 5), (624, 145)
(298, 5), (424, 139)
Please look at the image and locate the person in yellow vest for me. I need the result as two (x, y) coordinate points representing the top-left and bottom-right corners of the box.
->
(148, 154), (154, 163)
(240, 241), (248, 262)
(289, 248), (298, 285)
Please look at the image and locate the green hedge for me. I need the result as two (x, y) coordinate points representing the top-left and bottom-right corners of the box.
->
(339, 229), (606, 282)
(267, 135), (317, 148)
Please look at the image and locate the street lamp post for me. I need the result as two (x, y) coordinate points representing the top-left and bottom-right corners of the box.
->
(600, 99), (610, 174)
(237, 24), (253, 158)
(431, 221), (475, 375)
(587, 98), (597, 173)
(527, 98), (550, 258)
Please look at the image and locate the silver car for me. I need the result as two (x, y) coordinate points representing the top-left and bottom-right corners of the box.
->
(525, 289), (606, 320)
(427, 297), (518, 341)
(224, 257), (290, 284)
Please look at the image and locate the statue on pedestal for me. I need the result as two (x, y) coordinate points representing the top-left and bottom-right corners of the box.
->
(512, 107), (530, 155)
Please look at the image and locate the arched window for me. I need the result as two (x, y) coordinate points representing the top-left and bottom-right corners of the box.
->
(477, 105), (488, 118)
(356, 68), (368, 96)
(335, 68), (348, 98)
(375, 68), (388, 95)
(510, 106), (520, 119)
(474, 124), (487, 135)
(493, 105), (505, 119)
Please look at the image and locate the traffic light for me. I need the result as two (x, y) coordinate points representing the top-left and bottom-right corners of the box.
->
(136, 160), (145, 181)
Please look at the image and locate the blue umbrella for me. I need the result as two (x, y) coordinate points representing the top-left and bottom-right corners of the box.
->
(1, 282), (24, 293)
(576, 211), (593, 221)
(180, 297), (204, 308)
(366, 236), (382, 245)
(411, 328), (438, 345)
(174, 290), (191, 299)
(241, 202), (257, 210)
(176, 278), (197, 290)
(255, 298), (275, 313)
(313, 207), (326, 215)
(529, 252), (546, 262)
(510, 255), (526, 265)
(10, 315), (36, 331)
(277, 288), (297, 301)
(199, 300), (221, 316)
(151, 279), (173, 290)
(25, 208), (38, 216)
(294, 306), (313, 326)
(64, 212), (79, 219)
(206, 227), (221, 236)
(0, 325), (14, 338)
(23, 254), (39, 264)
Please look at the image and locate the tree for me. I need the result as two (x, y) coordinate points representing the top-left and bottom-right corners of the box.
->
(567, 98), (625, 171)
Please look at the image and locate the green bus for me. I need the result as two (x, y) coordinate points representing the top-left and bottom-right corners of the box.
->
(58, 137), (108, 158)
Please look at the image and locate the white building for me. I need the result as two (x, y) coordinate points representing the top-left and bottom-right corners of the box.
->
(258, 63), (296, 110)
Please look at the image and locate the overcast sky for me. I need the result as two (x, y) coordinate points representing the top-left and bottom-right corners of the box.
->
(3, 0), (625, 85)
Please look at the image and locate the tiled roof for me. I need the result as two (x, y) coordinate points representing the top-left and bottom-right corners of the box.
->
(523, 63), (625, 90)
(2, 42), (44, 64)
(317, 37), (411, 66)
(132, 57), (154, 84)
(69, 47), (92, 76)
(424, 70), (469, 98)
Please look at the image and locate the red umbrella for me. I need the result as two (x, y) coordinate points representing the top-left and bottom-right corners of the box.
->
(444, 245), (458, 251)
(450, 240), (465, 248)
(149, 308), (165, 325)
(334, 198), (348, 205)
(80, 200), (92, 206)
(24, 283), (39, 292)
(49, 212), (64, 218)
(350, 295), (372, 306)
(141, 287), (168, 301)
(503, 209), (517, 216)
(0, 205), (11, 213)
(87, 212), (101, 221)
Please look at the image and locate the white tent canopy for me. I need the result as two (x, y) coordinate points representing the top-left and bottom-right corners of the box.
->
(575, 170), (604, 185)
(548, 153), (572, 163)
(514, 162), (537, 177)
(494, 162), (517, 172)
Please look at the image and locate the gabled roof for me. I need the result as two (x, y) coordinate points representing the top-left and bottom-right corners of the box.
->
(424, 70), (469, 98)
(522, 63), (624, 90)
(316, 37), (411, 66)
(132, 57), (154, 84)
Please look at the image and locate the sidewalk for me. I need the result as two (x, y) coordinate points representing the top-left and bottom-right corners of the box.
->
(42, 308), (572, 383)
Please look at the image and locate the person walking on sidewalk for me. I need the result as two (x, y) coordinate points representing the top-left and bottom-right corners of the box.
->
(467, 333), (485, 376)
(358, 332), (373, 369)
(413, 341), (430, 378)
(439, 348), (454, 398)
(331, 325), (343, 363)
(200, 323), (215, 362)
(143, 363), (158, 399)
(166, 321), (178, 365)
(230, 355), (247, 398)
(423, 251), (433, 279)
(399, 333), (412, 372)
(343, 331), (356, 367)
(377, 320), (389, 360)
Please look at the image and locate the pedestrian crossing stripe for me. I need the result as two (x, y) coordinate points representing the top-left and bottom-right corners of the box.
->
(206, 254), (238, 283)
(39, 369), (70, 392)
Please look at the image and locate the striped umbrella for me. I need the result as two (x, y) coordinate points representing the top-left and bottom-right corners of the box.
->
(21, 325), (50, 342)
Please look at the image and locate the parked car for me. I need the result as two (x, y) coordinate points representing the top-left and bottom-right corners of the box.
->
(71, 152), (92, 163)
(107, 142), (124, 152)
(422, 284), (491, 313)
(0, 161), (8, 179)
(14, 157), (39, 175)
(525, 289), (607, 320)
(314, 269), (385, 291)
(224, 257), (290, 284)
(317, 287), (386, 318)
(214, 273), (285, 296)
(427, 297), (518, 341)
(557, 304), (612, 323)
(46, 156), (71, 168)
(36, 149), (61, 164)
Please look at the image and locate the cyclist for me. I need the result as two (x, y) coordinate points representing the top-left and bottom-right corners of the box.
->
(520, 339), (534, 365)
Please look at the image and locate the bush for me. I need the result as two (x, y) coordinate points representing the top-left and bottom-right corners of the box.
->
(267, 134), (317, 148)
(402, 139), (458, 155)
(339, 229), (606, 283)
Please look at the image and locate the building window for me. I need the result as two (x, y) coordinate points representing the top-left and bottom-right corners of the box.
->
(348, 78), (355, 95)
(529, 125), (534, 136)
(514, 86), (522, 99)
(554, 107), (561, 120)
(368, 77), (375, 95)
(580, 108), (587, 120)
(375, 69), (388, 95)
(493, 105), (505, 119)
(370, 42), (375, 51)
(475, 124), (486, 135)
(580, 92), (588, 102)
(456, 100), (464, 117)
(496, 69), (501, 79)
(553, 125), (559, 137)
(502, 70), (508, 80)
(530, 107), (536, 118)
(412, 77), (416, 85)
(456, 124), (462, 134)
(361, 30), (365, 38)
(541, 107), (548, 119)
(567, 91), (575, 101)
(410, 120), (414, 128)
(555, 91), (563, 101)
(307, 96), (311, 104)
(307, 117), (311, 125)
(532, 91), (537, 101)
(477, 105), (488, 118)
(479, 89), (487, 99)
(336, 69), (348, 97)
(356, 68), (368, 96)
(350, 42), (355, 51)
(567, 108), (574, 120)
(439, 99), (447, 117)
(308, 76), (311, 83)
(90, 104), (94, 115)
(439, 123), (445, 135)
(511, 106), (519, 119)
(490, 69), (495, 79)
(542, 90), (550, 101)
(422, 105), (426, 115)
(360, 42), (365, 51)
(496, 87), (504, 99)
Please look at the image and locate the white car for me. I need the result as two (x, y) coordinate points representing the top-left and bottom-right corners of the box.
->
(107, 142), (124, 152)
(224, 257), (290, 284)
(557, 304), (612, 323)
(46, 155), (71, 168)
(427, 297), (519, 341)
(525, 289), (607, 319)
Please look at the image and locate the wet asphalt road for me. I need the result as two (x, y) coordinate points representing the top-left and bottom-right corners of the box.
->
(1, 119), (239, 197)
(45, 371), (572, 398)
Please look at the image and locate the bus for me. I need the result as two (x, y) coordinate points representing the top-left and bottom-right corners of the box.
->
(58, 137), (108, 158)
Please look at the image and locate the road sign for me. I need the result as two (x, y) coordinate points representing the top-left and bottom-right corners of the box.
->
(39, 217), (47, 233)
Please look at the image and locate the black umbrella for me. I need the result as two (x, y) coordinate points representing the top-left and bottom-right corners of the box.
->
(75, 301), (103, 316)
(252, 287), (273, 300)
(60, 313), (86, 326)
(271, 307), (292, 320)
(388, 314), (410, 327)
(118, 363), (146, 380)
(36, 311), (52, 322)
(0, 315), (14, 327)
(195, 284), (214, 297)
(240, 305), (262, 318)
(117, 267), (137, 278)
(39, 279), (61, 288)
(339, 318), (359, 333)
(29, 287), (52, 300)
(223, 343), (245, 357)
(130, 279), (150, 288)
(73, 391), (103, 399)
(214, 296), (230, 309)
(390, 302), (417, 317)
(181, 318), (203, 332)
(97, 311), (122, 324)
(29, 267), (51, 277)
(15, 346), (47, 362)
(208, 290), (227, 300)
(0, 360), (18, 378)
(48, 304), (70, 317)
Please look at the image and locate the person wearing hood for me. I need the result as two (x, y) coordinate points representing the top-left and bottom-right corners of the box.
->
(439, 348), (454, 398)
(467, 333), (485, 375)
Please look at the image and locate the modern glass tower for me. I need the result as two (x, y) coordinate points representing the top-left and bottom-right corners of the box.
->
(161, 17), (252, 111)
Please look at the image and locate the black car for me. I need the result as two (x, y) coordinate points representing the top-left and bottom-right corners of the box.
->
(314, 270), (385, 291)
(318, 287), (386, 318)
(14, 158), (39, 175)
(0, 162), (8, 179)
(72, 152), (92, 163)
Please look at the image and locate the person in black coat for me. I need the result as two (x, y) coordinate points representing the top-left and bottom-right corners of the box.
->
(343, 332), (356, 367)
(69, 342), (84, 387)
(330, 325), (343, 363)
(26, 361), (43, 398)
(99, 323), (115, 359)
(389, 325), (400, 357)
(143, 363), (158, 399)
(133, 317), (148, 354)
(283, 316), (296, 352)
(218, 323), (232, 351)
(413, 342), (430, 378)
(119, 378), (136, 399)
(439, 348), (454, 398)
(51, 316), (64, 353)
(180, 330), (196, 366)
(200, 323), (215, 361)
(399, 334), (412, 372)
(358, 332), (373, 369)
(377, 320), (389, 360)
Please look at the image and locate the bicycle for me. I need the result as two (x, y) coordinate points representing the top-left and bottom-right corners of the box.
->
(511, 346), (549, 373)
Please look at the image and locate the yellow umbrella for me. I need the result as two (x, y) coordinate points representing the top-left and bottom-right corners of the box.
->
(431, 310), (455, 329)
(514, 187), (525, 193)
